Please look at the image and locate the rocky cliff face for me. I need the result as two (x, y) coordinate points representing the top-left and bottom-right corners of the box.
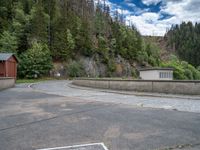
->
(80, 55), (133, 77)
(51, 55), (136, 78)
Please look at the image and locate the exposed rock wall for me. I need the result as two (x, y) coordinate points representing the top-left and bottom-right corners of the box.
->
(51, 55), (136, 78)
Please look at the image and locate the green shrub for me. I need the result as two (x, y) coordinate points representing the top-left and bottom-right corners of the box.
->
(66, 61), (85, 77)
(145, 43), (160, 66)
(131, 68), (138, 78)
(136, 51), (148, 63)
(197, 66), (200, 72)
(184, 69), (193, 80)
(148, 56), (157, 66)
(169, 54), (179, 62)
(18, 42), (52, 78)
(108, 59), (116, 72)
(161, 58), (200, 80)
(172, 64), (186, 80)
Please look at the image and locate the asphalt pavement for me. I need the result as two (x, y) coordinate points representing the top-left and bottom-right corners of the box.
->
(32, 80), (200, 113)
(0, 80), (200, 150)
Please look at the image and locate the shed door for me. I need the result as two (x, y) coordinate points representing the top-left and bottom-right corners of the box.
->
(0, 62), (5, 77)
(6, 56), (17, 78)
(7, 61), (16, 77)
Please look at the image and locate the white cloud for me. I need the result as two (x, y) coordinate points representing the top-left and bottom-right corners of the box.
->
(116, 9), (132, 16)
(126, 12), (169, 36)
(127, 0), (200, 36)
(96, 0), (200, 36)
(161, 0), (200, 24)
(126, 2), (136, 8)
(142, 0), (161, 5)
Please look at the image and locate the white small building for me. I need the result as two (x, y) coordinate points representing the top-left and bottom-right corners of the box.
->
(139, 68), (173, 80)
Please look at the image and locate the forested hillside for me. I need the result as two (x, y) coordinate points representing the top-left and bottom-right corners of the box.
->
(165, 22), (200, 67)
(143, 33), (200, 80)
(0, 0), (160, 78)
(159, 22), (200, 80)
(0, 0), (200, 79)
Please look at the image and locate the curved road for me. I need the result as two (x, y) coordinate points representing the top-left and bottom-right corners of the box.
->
(0, 80), (200, 150)
(32, 80), (200, 113)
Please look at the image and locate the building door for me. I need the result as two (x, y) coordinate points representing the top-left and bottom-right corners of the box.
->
(0, 62), (5, 77)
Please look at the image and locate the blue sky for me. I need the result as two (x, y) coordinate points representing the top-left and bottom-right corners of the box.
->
(99, 0), (200, 36)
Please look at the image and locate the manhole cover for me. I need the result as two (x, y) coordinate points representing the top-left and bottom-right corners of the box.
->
(37, 143), (108, 150)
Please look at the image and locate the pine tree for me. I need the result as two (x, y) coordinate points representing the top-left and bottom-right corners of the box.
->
(28, 0), (49, 44)
(0, 30), (17, 53)
(12, 2), (29, 54)
(166, 22), (200, 67)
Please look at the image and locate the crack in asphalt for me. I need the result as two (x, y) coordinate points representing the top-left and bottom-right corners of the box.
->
(0, 102), (116, 132)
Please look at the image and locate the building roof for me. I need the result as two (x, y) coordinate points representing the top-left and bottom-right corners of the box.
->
(139, 67), (174, 71)
(0, 53), (18, 62)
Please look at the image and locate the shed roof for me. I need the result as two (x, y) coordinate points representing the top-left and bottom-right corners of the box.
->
(139, 67), (174, 71)
(0, 53), (18, 62)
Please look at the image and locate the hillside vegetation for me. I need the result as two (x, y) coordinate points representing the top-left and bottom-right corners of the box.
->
(165, 22), (200, 67)
(144, 35), (200, 80)
(0, 0), (200, 79)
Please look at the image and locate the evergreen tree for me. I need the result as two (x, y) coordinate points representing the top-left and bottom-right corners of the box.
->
(75, 20), (93, 56)
(0, 30), (17, 53)
(18, 41), (52, 78)
(12, 2), (29, 54)
(166, 22), (200, 67)
(28, 0), (49, 44)
(0, 0), (15, 33)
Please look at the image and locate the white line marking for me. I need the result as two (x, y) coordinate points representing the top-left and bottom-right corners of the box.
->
(36, 142), (109, 150)
(100, 143), (109, 150)
(28, 83), (35, 88)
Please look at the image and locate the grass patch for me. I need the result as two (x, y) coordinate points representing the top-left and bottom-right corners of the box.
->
(16, 77), (55, 84)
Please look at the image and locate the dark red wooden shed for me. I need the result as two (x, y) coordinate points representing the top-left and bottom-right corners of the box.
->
(0, 53), (18, 79)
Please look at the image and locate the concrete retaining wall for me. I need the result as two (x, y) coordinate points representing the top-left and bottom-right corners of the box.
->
(72, 79), (200, 95)
(0, 78), (15, 91)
